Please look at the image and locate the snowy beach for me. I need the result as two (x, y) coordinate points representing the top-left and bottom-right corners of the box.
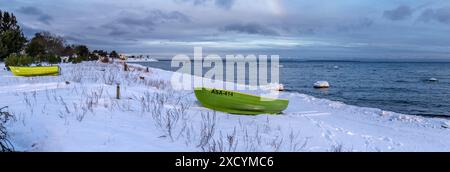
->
(1, 62), (450, 152)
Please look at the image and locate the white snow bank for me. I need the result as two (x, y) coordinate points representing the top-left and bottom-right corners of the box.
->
(1, 62), (449, 152)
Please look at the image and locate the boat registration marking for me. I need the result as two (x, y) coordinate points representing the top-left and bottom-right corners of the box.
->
(210, 89), (234, 96)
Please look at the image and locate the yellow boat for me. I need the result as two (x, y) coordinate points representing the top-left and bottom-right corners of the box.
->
(9, 66), (60, 76)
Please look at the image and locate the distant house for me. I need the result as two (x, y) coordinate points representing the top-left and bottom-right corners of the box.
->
(98, 56), (109, 63)
(61, 56), (70, 63)
(119, 54), (127, 60)
(67, 54), (78, 62)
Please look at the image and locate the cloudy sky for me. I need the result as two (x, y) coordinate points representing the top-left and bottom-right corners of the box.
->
(2, 0), (450, 60)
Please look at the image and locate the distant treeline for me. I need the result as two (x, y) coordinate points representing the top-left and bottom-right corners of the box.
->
(0, 10), (119, 68)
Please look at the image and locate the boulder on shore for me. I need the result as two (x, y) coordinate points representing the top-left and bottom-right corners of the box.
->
(314, 81), (330, 88)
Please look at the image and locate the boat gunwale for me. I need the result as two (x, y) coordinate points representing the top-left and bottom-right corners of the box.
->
(194, 87), (289, 102)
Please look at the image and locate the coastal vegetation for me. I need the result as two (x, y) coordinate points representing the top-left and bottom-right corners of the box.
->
(0, 10), (119, 68)
(0, 10), (26, 61)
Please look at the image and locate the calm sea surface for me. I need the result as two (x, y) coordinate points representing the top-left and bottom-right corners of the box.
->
(133, 60), (450, 117)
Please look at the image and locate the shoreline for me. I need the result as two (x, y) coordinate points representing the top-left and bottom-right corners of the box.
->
(1, 62), (449, 151)
(127, 62), (450, 124)
(127, 61), (450, 118)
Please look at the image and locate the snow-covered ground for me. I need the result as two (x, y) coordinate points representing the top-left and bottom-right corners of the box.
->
(1, 62), (449, 152)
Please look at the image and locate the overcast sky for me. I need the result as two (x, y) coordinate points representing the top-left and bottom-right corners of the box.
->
(2, 0), (450, 60)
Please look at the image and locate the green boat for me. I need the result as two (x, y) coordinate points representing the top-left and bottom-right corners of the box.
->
(194, 87), (289, 115)
(9, 66), (60, 76)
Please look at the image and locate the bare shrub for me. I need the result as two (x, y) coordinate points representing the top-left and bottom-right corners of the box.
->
(242, 127), (258, 152)
(226, 127), (238, 152)
(140, 91), (153, 113)
(72, 102), (88, 122)
(103, 69), (118, 85)
(149, 92), (191, 141)
(329, 144), (346, 152)
(144, 79), (171, 90)
(23, 93), (32, 107)
(58, 96), (71, 114)
(270, 135), (284, 152)
(197, 112), (217, 151)
(69, 70), (83, 83)
(288, 130), (309, 152)
(0, 106), (15, 152)
(203, 136), (225, 152)
(183, 124), (194, 146)
(84, 96), (95, 113)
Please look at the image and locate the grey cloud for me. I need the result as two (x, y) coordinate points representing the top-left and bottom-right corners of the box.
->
(145, 10), (190, 23)
(37, 15), (53, 25)
(8, 0), (450, 58)
(63, 35), (82, 42)
(282, 26), (316, 35)
(21, 24), (44, 37)
(383, 5), (412, 21)
(176, 0), (234, 10)
(115, 17), (155, 30)
(64, 34), (138, 47)
(419, 7), (450, 25)
(221, 23), (279, 36)
(176, 0), (207, 5)
(336, 18), (373, 32)
(215, 0), (234, 10)
(17, 6), (42, 15)
(297, 28), (315, 35)
(17, 6), (53, 25)
(108, 27), (129, 36)
(102, 10), (190, 36)
(115, 10), (189, 28)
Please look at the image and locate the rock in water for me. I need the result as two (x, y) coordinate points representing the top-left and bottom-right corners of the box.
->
(267, 83), (285, 91)
(428, 78), (438, 82)
(314, 81), (330, 88)
(275, 84), (284, 91)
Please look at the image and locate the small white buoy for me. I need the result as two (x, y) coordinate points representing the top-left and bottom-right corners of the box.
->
(314, 81), (330, 88)
(428, 78), (438, 82)
(333, 65), (339, 69)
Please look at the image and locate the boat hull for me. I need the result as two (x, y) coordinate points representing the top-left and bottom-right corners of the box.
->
(194, 87), (289, 115)
(9, 66), (60, 76)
